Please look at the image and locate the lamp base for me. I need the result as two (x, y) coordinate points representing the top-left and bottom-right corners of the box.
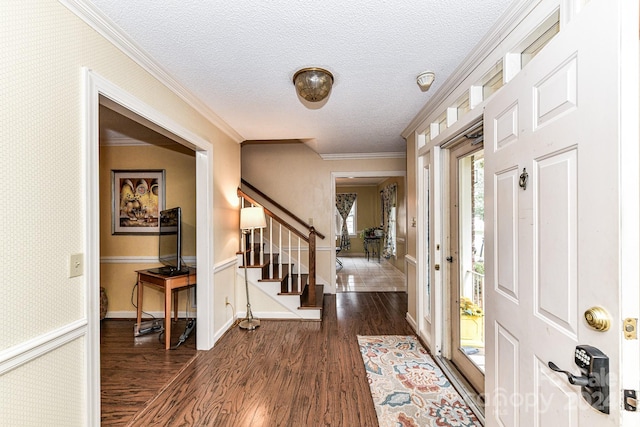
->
(239, 318), (261, 330)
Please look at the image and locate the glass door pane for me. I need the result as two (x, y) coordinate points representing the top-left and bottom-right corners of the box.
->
(449, 141), (485, 394)
(458, 150), (484, 372)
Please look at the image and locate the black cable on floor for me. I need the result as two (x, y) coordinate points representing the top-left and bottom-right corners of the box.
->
(130, 282), (155, 319)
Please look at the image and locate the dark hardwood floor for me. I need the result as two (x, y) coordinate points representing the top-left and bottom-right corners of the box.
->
(101, 292), (413, 426)
(100, 318), (198, 425)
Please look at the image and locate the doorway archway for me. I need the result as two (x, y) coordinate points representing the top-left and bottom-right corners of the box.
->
(83, 69), (215, 423)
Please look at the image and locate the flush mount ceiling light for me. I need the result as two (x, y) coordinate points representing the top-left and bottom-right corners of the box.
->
(416, 71), (436, 92)
(293, 67), (334, 102)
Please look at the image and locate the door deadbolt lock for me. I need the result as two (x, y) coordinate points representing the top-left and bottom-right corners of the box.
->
(434, 264), (440, 271)
(584, 307), (611, 332)
(549, 345), (610, 414)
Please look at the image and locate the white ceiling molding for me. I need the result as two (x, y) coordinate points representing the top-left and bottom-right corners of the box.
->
(59, 0), (244, 143)
(99, 136), (152, 147)
(74, 0), (516, 155)
(99, 135), (178, 147)
(402, 0), (541, 139)
(320, 152), (406, 161)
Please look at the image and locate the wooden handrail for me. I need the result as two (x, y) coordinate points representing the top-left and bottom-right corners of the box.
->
(241, 179), (326, 240)
(238, 188), (309, 242)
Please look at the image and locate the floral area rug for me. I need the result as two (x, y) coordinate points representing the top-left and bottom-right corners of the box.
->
(358, 335), (481, 427)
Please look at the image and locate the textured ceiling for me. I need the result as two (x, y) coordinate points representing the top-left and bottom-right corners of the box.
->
(87, 0), (514, 155)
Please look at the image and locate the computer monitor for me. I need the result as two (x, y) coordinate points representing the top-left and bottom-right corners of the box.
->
(158, 207), (184, 273)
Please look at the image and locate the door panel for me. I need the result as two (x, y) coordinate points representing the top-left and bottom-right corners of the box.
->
(484, 1), (621, 425)
(495, 323), (519, 426)
(536, 148), (577, 335)
(495, 168), (518, 302)
(536, 360), (578, 426)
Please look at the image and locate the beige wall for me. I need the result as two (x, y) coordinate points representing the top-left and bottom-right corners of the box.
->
(0, 1), (240, 424)
(242, 143), (406, 287)
(99, 142), (197, 314)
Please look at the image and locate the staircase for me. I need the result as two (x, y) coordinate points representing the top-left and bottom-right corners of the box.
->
(238, 181), (325, 320)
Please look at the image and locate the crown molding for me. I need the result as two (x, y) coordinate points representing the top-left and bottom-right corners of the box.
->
(59, 0), (244, 143)
(100, 137), (153, 147)
(402, 0), (540, 138)
(320, 152), (406, 161)
(100, 132), (176, 146)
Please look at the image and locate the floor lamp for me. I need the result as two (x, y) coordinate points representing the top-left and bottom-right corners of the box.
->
(239, 205), (267, 330)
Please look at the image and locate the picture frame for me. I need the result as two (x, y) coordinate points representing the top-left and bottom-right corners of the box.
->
(111, 169), (165, 235)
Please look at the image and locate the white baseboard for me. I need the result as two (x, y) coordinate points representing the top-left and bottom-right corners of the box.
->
(338, 252), (366, 257)
(107, 311), (238, 347)
(105, 310), (195, 319)
(406, 312), (417, 332)
(238, 311), (320, 320)
(213, 316), (236, 344)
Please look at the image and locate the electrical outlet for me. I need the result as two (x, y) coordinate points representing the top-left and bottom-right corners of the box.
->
(225, 296), (229, 305)
(69, 253), (83, 278)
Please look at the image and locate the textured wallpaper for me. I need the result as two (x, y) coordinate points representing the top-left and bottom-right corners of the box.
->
(0, 0), (239, 424)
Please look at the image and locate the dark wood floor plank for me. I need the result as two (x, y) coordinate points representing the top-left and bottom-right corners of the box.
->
(100, 318), (197, 426)
(101, 292), (413, 426)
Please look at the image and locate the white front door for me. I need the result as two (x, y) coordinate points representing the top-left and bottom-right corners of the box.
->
(484, 1), (634, 425)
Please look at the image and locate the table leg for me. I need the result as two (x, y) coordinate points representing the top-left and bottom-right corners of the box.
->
(165, 284), (172, 350)
(173, 290), (179, 322)
(136, 274), (143, 330)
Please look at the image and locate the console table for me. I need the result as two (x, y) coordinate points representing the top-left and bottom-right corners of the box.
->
(136, 268), (196, 349)
(363, 236), (382, 262)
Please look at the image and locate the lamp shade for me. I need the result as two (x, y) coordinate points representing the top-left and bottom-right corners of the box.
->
(240, 206), (267, 230)
(293, 67), (334, 102)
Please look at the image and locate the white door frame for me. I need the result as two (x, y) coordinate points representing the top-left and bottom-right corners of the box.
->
(83, 69), (215, 425)
(618, 1), (640, 424)
(330, 170), (406, 294)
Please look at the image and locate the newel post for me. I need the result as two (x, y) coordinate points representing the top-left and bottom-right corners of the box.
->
(308, 226), (317, 305)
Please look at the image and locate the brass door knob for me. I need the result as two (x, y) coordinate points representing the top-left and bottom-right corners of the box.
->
(584, 307), (611, 332)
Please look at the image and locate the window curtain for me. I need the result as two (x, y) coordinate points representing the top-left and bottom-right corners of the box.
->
(381, 184), (397, 258)
(336, 193), (357, 250)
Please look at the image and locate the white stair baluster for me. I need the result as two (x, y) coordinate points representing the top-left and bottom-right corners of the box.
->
(288, 230), (292, 292)
(269, 216), (273, 279)
(250, 227), (255, 266)
(240, 198), (246, 254)
(278, 224), (282, 278)
(298, 237), (301, 291)
(259, 225), (264, 265)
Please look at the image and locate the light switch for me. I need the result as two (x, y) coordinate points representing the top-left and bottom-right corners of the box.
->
(69, 253), (84, 278)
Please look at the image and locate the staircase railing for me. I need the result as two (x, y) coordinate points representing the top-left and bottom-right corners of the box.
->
(238, 181), (325, 305)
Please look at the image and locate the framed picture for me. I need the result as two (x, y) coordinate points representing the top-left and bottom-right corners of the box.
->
(112, 169), (165, 235)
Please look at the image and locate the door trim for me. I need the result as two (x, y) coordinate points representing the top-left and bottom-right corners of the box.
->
(83, 69), (215, 425)
(330, 170), (406, 295)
